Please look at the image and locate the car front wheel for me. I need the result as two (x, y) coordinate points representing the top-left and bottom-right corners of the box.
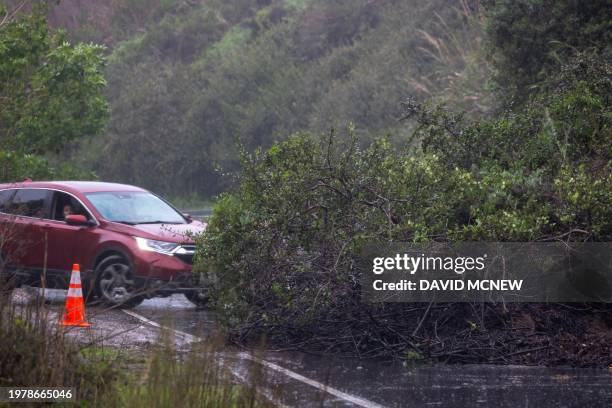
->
(184, 289), (209, 308)
(94, 255), (144, 308)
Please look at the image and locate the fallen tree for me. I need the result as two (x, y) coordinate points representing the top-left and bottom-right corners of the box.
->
(196, 55), (611, 366)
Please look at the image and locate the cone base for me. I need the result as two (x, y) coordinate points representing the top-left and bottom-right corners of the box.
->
(60, 321), (91, 327)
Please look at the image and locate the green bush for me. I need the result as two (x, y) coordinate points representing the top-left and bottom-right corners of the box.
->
(0, 4), (107, 182)
(484, 0), (611, 104)
(197, 55), (611, 354)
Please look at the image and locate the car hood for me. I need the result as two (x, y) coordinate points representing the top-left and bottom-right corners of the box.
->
(110, 221), (206, 244)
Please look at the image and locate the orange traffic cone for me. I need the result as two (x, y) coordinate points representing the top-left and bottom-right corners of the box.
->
(60, 264), (90, 327)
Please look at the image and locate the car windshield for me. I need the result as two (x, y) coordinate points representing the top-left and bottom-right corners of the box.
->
(85, 191), (185, 224)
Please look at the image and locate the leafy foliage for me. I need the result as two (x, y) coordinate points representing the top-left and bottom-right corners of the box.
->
(196, 51), (611, 355)
(483, 0), (612, 104)
(0, 3), (108, 181)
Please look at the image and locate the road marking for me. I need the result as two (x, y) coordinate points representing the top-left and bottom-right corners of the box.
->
(236, 351), (387, 408)
(122, 309), (387, 408)
(122, 309), (199, 342)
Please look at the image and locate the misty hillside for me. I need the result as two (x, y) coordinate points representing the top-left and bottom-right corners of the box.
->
(58, 0), (489, 197)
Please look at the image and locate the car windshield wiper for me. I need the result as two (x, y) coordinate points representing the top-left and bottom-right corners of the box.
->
(134, 220), (183, 225)
(112, 220), (137, 225)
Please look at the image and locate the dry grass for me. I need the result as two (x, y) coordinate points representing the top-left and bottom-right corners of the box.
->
(109, 330), (275, 408)
(0, 285), (117, 404)
(409, 0), (492, 116)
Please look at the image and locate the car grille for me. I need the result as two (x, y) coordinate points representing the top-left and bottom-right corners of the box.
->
(174, 245), (196, 265)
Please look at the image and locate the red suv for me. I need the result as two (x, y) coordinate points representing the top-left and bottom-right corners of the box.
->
(0, 181), (207, 308)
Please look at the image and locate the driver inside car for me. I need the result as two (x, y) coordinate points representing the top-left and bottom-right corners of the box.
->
(62, 204), (74, 220)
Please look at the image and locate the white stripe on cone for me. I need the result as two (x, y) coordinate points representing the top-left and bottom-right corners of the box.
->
(67, 287), (83, 297)
(69, 270), (81, 285)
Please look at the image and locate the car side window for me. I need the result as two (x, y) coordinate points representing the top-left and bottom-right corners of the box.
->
(0, 189), (16, 213)
(51, 191), (91, 221)
(8, 189), (51, 219)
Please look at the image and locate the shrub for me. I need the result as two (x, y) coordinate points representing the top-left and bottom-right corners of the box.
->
(483, 0), (611, 104)
(197, 56), (610, 356)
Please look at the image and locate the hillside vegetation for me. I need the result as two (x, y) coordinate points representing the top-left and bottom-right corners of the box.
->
(65, 0), (491, 196)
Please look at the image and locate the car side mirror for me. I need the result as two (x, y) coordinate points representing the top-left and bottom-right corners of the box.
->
(183, 213), (193, 223)
(65, 214), (91, 226)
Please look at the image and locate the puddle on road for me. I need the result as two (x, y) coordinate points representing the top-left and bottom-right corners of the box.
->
(135, 295), (218, 336)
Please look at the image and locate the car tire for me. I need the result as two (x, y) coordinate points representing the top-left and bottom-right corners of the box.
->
(184, 290), (209, 308)
(94, 255), (144, 308)
(82, 281), (98, 305)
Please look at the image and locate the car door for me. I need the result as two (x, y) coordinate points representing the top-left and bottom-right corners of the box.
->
(4, 188), (52, 273)
(42, 190), (100, 283)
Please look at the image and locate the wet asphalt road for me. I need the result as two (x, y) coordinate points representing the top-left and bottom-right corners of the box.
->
(25, 289), (612, 408)
(133, 295), (612, 408)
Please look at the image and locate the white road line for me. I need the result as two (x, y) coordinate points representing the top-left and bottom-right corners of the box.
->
(122, 309), (387, 408)
(122, 309), (199, 342)
(237, 352), (388, 408)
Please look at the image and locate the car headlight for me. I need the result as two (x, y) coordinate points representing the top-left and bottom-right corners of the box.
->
(134, 237), (179, 255)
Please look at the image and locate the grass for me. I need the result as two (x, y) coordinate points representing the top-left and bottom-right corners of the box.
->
(410, 0), (492, 116)
(0, 286), (116, 405)
(110, 330), (273, 407)
(283, 0), (310, 11)
(201, 25), (252, 61)
(167, 193), (214, 211)
(0, 282), (273, 407)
